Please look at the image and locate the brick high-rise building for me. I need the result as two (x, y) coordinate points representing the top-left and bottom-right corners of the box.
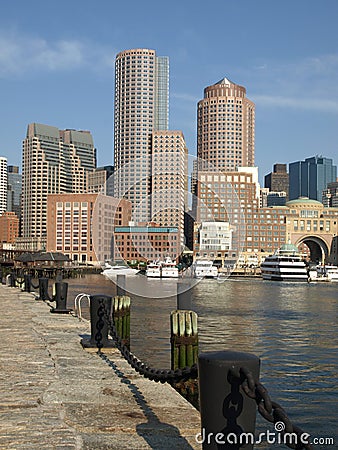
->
(113, 49), (169, 222)
(197, 77), (255, 171)
(22, 123), (96, 245)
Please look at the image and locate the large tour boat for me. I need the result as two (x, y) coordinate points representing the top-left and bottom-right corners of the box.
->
(260, 244), (308, 282)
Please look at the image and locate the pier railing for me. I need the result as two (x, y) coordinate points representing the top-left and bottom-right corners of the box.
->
(4, 270), (315, 450)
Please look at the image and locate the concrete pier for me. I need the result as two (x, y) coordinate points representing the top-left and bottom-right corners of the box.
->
(0, 285), (201, 449)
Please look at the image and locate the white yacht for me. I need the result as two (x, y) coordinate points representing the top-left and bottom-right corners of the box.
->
(260, 244), (308, 282)
(146, 258), (179, 279)
(315, 265), (338, 282)
(193, 260), (219, 279)
(146, 261), (162, 278)
(101, 262), (139, 280)
(161, 257), (179, 278)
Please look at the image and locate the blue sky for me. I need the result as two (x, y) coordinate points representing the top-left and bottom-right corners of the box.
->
(0, 0), (337, 183)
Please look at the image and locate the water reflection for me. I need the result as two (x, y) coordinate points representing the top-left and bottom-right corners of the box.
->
(66, 274), (337, 440)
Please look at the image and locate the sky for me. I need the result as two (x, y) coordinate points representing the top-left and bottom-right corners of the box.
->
(0, 0), (337, 184)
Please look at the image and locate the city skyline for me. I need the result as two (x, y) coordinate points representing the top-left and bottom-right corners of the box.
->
(0, 1), (338, 183)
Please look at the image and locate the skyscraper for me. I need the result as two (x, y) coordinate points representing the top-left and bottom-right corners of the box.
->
(289, 156), (337, 201)
(113, 48), (169, 222)
(0, 157), (7, 214)
(197, 77), (255, 171)
(151, 130), (188, 246)
(264, 163), (289, 200)
(22, 123), (96, 243)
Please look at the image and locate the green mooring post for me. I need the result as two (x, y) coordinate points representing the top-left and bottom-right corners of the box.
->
(112, 295), (130, 348)
(198, 350), (260, 449)
(170, 310), (198, 369)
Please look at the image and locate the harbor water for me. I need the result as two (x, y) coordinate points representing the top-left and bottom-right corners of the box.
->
(66, 274), (337, 446)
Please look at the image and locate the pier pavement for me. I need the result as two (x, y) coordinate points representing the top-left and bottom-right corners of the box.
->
(0, 285), (201, 449)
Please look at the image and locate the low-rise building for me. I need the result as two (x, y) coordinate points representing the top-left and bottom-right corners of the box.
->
(0, 211), (19, 244)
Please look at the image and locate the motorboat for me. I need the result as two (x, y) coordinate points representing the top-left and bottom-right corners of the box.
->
(315, 264), (338, 282)
(101, 262), (139, 280)
(161, 257), (179, 278)
(260, 244), (308, 282)
(193, 260), (218, 279)
(146, 257), (179, 279)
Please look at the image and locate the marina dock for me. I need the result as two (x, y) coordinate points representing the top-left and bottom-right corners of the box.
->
(0, 285), (201, 449)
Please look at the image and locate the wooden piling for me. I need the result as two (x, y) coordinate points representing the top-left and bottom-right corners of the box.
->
(170, 309), (199, 409)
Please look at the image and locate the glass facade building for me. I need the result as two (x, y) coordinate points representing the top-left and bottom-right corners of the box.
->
(289, 156), (337, 201)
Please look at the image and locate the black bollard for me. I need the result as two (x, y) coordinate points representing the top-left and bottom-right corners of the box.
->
(50, 282), (71, 314)
(81, 294), (114, 349)
(197, 350), (260, 449)
(9, 272), (16, 288)
(177, 280), (193, 310)
(38, 277), (50, 300)
(23, 274), (31, 292)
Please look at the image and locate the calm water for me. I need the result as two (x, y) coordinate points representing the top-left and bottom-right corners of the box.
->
(66, 274), (337, 446)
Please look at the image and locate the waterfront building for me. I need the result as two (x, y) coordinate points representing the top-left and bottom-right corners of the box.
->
(22, 123), (96, 247)
(0, 211), (19, 244)
(87, 165), (114, 196)
(113, 225), (180, 263)
(0, 157), (7, 214)
(289, 155), (337, 201)
(114, 48), (169, 222)
(7, 165), (22, 223)
(322, 181), (338, 207)
(196, 221), (233, 262)
(264, 163), (289, 200)
(47, 193), (131, 264)
(151, 130), (188, 245)
(197, 77), (255, 171)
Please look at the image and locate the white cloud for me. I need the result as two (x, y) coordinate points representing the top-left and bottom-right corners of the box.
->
(252, 94), (338, 113)
(0, 31), (113, 77)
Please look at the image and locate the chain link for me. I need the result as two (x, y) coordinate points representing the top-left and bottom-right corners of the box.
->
(98, 300), (198, 384)
(239, 367), (314, 450)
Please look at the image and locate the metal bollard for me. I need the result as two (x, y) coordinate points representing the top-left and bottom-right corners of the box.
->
(198, 350), (260, 449)
(38, 277), (50, 300)
(177, 280), (193, 310)
(9, 272), (16, 288)
(50, 282), (71, 314)
(23, 274), (31, 292)
(81, 294), (114, 349)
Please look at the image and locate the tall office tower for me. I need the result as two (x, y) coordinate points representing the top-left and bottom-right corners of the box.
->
(0, 157), (7, 214)
(7, 165), (22, 223)
(197, 77), (255, 171)
(151, 131), (188, 248)
(114, 48), (169, 222)
(22, 123), (96, 241)
(289, 155), (337, 201)
(264, 163), (289, 200)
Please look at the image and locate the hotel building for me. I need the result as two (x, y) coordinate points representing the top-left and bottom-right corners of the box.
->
(114, 49), (169, 222)
(21, 123), (96, 248)
(197, 77), (255, 171)
(47, 193), (131, 264)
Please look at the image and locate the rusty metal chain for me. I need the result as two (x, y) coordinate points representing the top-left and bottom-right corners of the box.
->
(97, 299), (198, 384)
(237, 367), (314, 450)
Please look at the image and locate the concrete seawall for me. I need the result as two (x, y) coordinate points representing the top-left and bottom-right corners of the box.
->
(0, 285), (201, 449)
